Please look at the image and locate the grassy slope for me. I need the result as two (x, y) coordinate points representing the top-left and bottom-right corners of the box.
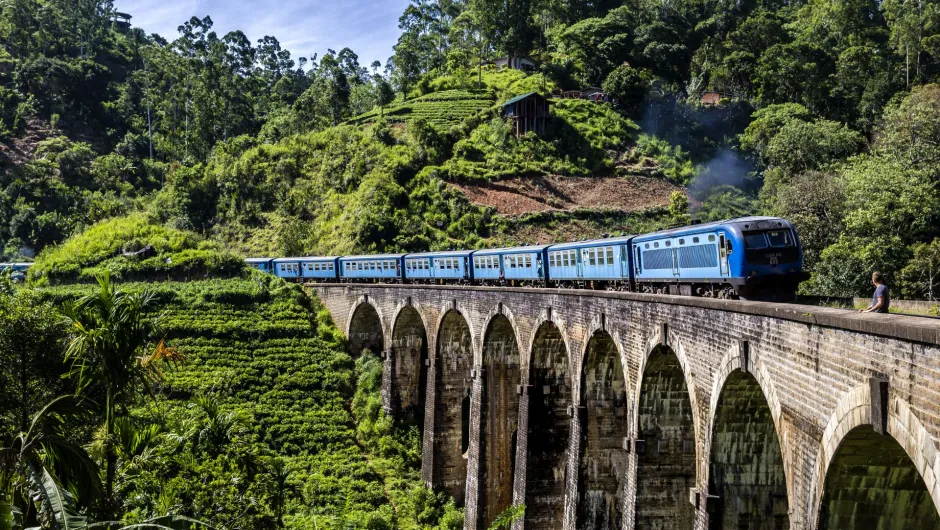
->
(42, 275), (457, 529)
(346, 90), (496, 128)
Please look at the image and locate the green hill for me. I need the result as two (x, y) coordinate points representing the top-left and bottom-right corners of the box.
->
(38, 276), (462, 529)
(346, 90), (496, 128)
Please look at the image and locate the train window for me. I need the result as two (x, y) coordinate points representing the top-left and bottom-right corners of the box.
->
(645, 243), (650, 249)
(767, 231), (793, 247)
(525, 255), (532, 268)
(693, 237), (700, 244)
(679, 239), (685, 245)
(607, 247), (615, 265)
(665, 241), (671, 247)
(709, 235), (716, 242)
(744, 232), (768, 249)
(329, 263), (333, 271)
(654, 242), (659, 248)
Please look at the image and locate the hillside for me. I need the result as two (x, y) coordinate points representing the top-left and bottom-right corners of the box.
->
(450, 174), (681, 216)
(346, 89), (496, 128)
(36, 276), (462, 529)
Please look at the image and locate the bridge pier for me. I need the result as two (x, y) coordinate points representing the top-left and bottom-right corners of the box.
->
(312, 284), (940, 530)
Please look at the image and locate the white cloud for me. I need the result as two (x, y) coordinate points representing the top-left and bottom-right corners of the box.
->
(114, 0), (408, 66)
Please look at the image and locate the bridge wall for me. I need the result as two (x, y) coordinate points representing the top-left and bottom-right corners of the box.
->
(311, 284), (940, 530)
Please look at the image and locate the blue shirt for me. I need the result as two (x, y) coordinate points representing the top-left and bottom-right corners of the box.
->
(872, 284), (890, 313)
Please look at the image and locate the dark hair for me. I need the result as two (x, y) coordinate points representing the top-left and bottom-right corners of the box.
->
(872, 271), (883, 283)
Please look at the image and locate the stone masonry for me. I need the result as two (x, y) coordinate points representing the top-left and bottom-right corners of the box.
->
(311, 284), (940, 530)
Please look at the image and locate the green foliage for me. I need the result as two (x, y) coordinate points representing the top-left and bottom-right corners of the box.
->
(437, 99), (638, 181)
(351, 352), (463, 529)
(602, 65), (646, 114)
(347, 90), (495, 129)
(763, 119), (865, 173)
(29, 215), (245, 284)
(631, 134), (696, 185)
(900, 239), (940, 301)
(0, 287), (69, 435)
(875, 84), (940, 166)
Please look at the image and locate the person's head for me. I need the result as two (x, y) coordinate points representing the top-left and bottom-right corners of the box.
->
(872, 271), (883, 285)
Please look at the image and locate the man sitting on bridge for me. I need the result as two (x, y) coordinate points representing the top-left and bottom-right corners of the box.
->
(860, 272), (890, 313)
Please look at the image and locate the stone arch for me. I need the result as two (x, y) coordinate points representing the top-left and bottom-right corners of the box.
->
(524, 317), (572, 530)
(390, 303), (429, 427)
(432, 308), (474, 505)
(346, 297), (385, 357)
(634, 344), (697, 529)
(706, 358), (789, 530)
(811, 384), (940, 529)
(479, 311), (522, 528)
(577, 329), (629, 530)
(478, 302), (524, 369)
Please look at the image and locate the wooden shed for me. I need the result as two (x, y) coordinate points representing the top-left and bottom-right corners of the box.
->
(501, 92), (550, 137)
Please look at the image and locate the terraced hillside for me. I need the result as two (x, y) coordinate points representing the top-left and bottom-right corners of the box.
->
(41, 276), (459, 529)
(346, 89), (495, 128)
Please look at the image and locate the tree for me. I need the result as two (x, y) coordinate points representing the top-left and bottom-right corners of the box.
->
(763, 119), (865, 172)
(876, 84), (940, 167)
(376, 76), (396, 116)
(602, 64), (646, 114)
(0, 288), (69, 435)
(60, 275), (181, 517)
(901, 238), (940, 300)
(1, 397), (102, 530)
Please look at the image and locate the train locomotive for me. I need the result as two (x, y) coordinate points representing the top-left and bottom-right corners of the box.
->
(249, 216), (810, 300)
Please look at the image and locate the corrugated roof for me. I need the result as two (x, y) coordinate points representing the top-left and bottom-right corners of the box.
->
(501, 92), (540, 107)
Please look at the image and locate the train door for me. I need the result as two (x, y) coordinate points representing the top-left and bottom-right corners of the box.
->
(577, 249), (584, 279)
(718, 233), (729, 276)
(621, 245), (630, 278)
(671, 240), (681, 278)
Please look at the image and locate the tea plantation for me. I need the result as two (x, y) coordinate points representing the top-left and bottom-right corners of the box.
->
(38, 275), (461, 529)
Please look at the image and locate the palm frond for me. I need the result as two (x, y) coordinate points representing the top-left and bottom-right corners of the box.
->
(25, 465), (88, 530)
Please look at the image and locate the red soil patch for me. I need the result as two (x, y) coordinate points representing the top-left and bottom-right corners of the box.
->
(451, 175), (682, 216)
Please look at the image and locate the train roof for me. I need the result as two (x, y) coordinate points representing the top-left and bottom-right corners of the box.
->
(340, 253), (406, 260)
(404, 250), (474, 258)
(245, 257), (273, 263)
(547, 235), (635, 251)
(0, 262), (33, 267)
(633, 216), (791, 241)
(272, 256), (340, 263)
(472, 244), (549, 256)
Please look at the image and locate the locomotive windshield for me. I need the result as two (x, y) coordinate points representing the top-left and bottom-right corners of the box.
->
(744, 232), (768, 249)
(744, 230), (795, 249)
(766, 230), (793, 247)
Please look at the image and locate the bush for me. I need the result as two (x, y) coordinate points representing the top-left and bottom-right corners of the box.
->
(29, 214), (245, 284)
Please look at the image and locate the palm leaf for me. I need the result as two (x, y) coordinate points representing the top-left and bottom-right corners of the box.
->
(26, 466), (88, 530)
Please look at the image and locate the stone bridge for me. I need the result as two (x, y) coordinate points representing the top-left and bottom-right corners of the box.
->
(310, 283), (940, 530)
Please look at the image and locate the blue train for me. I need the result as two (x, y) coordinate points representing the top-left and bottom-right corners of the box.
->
(0, 262), (31, 282)
(248, 217), (810, 300)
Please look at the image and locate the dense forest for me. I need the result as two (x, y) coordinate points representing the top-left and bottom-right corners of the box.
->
(0, 0), (939, 297)
(2, 0), (940, 527)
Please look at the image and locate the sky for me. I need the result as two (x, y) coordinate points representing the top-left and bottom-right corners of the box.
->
(114, 0), (411, 68)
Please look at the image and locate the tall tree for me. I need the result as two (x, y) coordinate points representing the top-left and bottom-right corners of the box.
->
(61, 275), (180, 518)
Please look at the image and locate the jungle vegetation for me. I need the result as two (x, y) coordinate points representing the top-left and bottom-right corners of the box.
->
(2, 0), (940, 297)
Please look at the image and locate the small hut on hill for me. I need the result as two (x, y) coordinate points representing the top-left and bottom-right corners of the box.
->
(501, 92), (550, 137)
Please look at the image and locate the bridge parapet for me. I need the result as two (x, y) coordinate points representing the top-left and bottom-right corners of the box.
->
(311, 283), (940, 530)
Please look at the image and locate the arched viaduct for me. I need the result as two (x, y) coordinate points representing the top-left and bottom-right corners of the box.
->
(311, 283), (940, 530)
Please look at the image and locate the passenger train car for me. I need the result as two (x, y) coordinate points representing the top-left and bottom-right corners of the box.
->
(0, 262), (32, 282)
(247, 216), (809, 300)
